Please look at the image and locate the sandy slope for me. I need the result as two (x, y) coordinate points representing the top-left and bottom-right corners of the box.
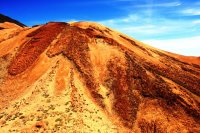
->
(0, 21), (199, 132)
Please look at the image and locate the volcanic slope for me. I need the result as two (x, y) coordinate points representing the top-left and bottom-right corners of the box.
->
(0, 21), (200, 132)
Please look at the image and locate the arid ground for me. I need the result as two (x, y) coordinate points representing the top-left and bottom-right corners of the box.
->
(0, 15), (200, 132)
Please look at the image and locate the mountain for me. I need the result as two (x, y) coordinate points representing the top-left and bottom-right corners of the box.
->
(0, 20), (199, 132)
(0, 14), (26, 28)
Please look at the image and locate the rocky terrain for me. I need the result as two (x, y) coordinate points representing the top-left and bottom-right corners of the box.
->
(0, 15), (200, 132)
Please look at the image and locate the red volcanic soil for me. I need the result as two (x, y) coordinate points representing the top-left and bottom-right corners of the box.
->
(8, 22), (67, 75)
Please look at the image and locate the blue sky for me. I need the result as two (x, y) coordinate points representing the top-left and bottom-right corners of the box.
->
(1, 0), (200, 56)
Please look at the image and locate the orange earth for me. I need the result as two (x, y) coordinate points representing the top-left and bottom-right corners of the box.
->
(0, 17), (199, 132)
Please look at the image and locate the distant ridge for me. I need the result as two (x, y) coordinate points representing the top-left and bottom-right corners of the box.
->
(0, 13), (26, 27)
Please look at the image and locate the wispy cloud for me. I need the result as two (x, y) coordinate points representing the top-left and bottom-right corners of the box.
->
(99, 14), (138, 24)
(180, 8), (200, 16)
(99, 12), (199, 39)
(192, 20), (200, 25)
(143, 36), (200, 56)
(63, 0), (199, 56)
(134, 2), (181, 8)
(119, 25), (171, 35)
(99, 13), (200, 56)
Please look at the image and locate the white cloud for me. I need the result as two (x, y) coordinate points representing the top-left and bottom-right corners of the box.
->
(143, 36), (200, 56)
(134, 2), (181, 8)
(97, 12), (200, 56)
(99, 14), (139, 25)
(192, 20), (200, 25)
(98, 14), (193, 37)
(119, 25), (172, 35)
(121, 15), (138, 22)
(99, 17), (167, 36)
(181, 9), (200, 16)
